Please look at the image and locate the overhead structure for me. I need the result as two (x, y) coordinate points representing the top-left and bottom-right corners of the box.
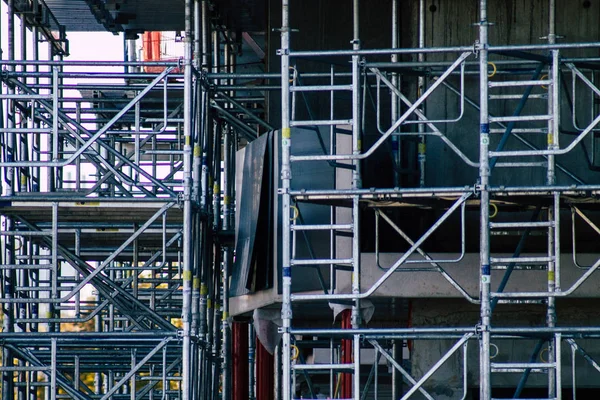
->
(2, 0), (600, 399)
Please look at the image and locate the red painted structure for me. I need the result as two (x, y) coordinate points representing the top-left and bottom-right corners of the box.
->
(256, 338), (274, 399)
(232, 322), (249, 400)
(340, 309), (352, 398)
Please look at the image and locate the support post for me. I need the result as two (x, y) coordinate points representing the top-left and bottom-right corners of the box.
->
(182, 0), (195, 399)
(256, 338), (275, 400)
(280, 1), (293, 399)
(478, 0), (492, 399)
(232, 322), (249, 400)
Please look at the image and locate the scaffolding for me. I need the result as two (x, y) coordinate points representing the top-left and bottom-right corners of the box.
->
(279, 0), (600, 399)
(0, 0), (239, 399)
(2, 0), (600, 399)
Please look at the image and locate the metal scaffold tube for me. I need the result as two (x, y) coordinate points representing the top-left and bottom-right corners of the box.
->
(182, 0), (195, 396)
(478, 1), (492, 399)
(351, 1), (362, 398)
(280, 0), (292, 398)
(546, 0), (560, 397)
(391, 0), (401, 186)
(417, 0), (426, 187)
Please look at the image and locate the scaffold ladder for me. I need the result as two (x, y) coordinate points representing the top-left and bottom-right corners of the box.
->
(480, 4), (563, 397)
(280, 1), (363, 398)
(285, 66), (362, 400)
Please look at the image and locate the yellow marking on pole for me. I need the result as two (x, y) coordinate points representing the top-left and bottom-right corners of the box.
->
(183, 270), (192, 281)
(282, 127), (291, 139)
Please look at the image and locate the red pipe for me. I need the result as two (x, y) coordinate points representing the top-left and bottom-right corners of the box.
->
(232, 322), (249, 400)
(151, 32), (162, 61)
(256, 337), (274, 400)
(142, 32), (153, 60)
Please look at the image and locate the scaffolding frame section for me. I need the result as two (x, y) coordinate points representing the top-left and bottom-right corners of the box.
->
(279, 0), (600, 399)
(0, 0), (264, 398)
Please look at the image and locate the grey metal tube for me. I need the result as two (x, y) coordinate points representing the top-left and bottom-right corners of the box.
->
(182, 0), (194, 398)
(2, 2), (16, 397)
(391, 0), (400, 187)
(418, 0), (426, 187)
(280, 2), (292, 400)
(351, 1), (362, 398)
(547, 1), (559, 393)
(478, 1), (491, 399)
(221, 128), (232, 400)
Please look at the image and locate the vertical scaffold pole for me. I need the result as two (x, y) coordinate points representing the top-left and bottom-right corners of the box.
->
(222, 127), (232, 400)
(182, 0), (194, 398)
(2, 2), (16, 398)
(418, 0), (426, 187)
(191, 4), (202, 399)
(391, 0), (400, 186)
(280, 0), (292, 399)
(546, 0), (560, 396)
(351, 1), (362, 398)
(478, 0), (491, 399)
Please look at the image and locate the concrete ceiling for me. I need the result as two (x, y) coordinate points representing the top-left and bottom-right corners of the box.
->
(44, 0), (185, 33)
(43, 0), (265, 34)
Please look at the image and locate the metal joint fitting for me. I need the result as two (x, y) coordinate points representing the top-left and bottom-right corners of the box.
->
(177, 193), (185, 207)
(473, 40), (481, 56)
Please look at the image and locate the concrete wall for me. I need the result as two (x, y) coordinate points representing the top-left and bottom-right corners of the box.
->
(411, 298), (600, 398)
(266, 0), (600, 188)
(337, 252), (600, 298)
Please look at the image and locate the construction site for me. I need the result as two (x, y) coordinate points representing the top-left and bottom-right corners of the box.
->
(3, 0), (600, 399)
